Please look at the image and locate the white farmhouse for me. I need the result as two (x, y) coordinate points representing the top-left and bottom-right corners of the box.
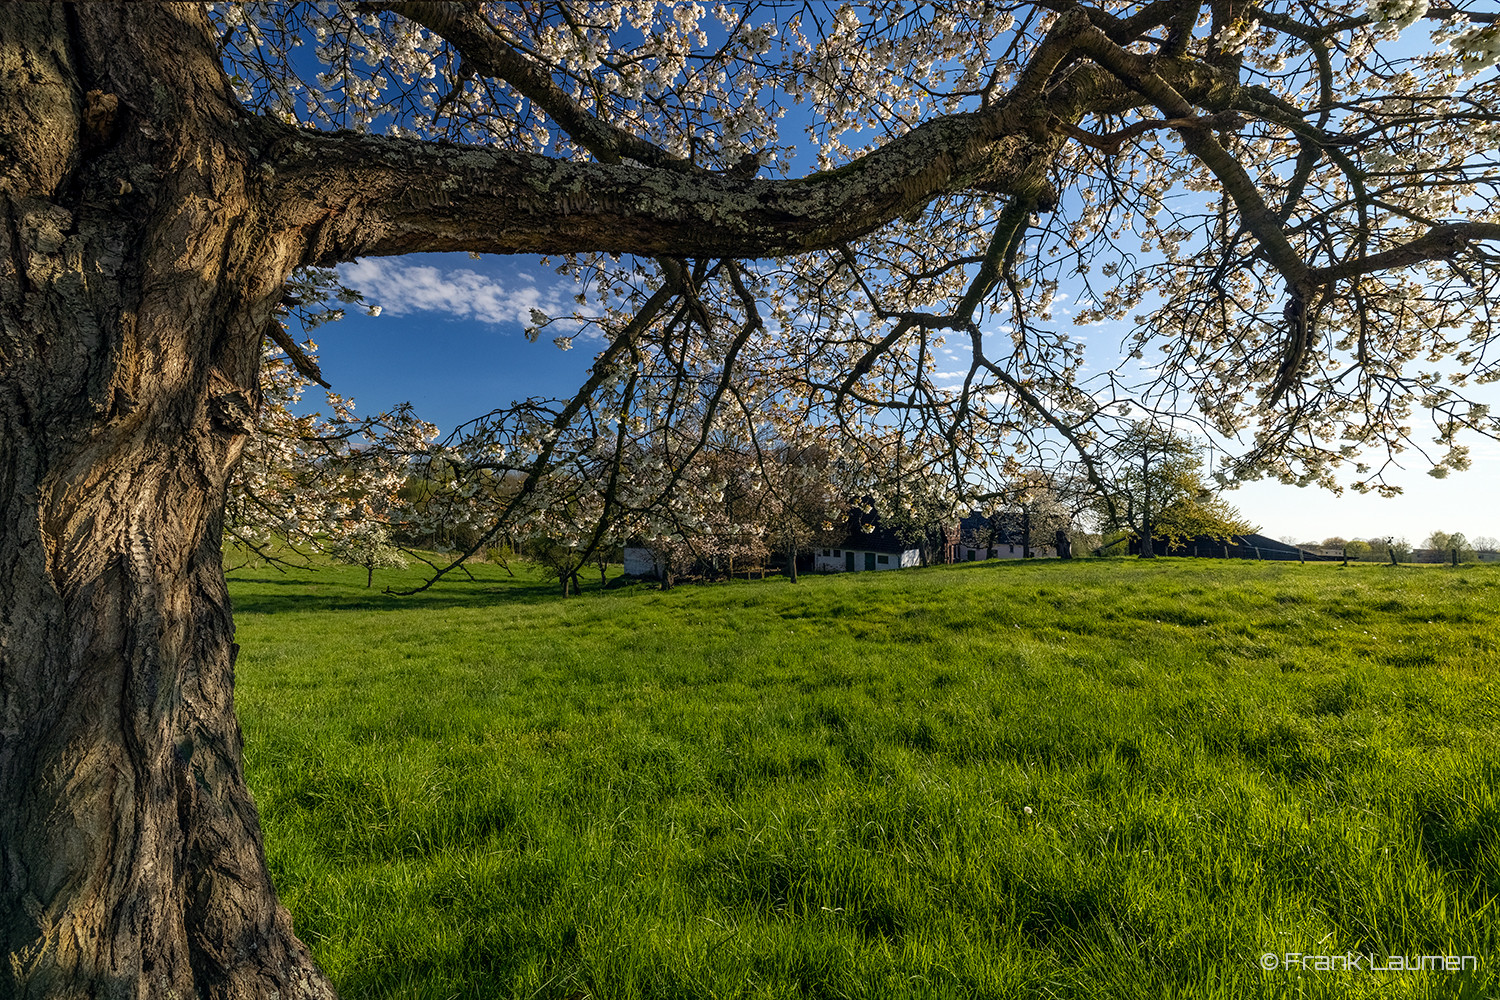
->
(813, 520), (921, 572)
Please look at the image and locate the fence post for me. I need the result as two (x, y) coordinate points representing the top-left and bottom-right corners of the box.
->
(1453, 547), (1459, 567)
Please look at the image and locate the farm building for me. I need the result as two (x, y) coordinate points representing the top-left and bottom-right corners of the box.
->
(954, 537), (1058, 560)
(813, 513), (922, 572)
(1144, 532), (1338, 561)
(622, 546), (668, 578)
(816, 530), (918, 569)
(954, 511), (1062, 561)
(817, 509), (1067, 572)
(812, 542), (921, 572)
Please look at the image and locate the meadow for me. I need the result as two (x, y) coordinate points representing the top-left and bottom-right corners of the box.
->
(227, 556), (1500, 999)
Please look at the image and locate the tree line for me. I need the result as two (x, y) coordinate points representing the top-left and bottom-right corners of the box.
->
(228, 332), (1264, 591)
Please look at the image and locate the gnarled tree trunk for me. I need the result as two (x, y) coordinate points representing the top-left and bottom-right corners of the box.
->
(0, 7), (332, 997)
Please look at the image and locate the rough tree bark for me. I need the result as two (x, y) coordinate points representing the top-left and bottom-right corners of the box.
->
(0, 7), (331, 998)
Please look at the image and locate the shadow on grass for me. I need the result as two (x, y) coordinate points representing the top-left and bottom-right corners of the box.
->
(225, 565), (650, 615)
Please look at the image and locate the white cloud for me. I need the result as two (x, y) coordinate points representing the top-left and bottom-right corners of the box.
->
(340, 259), (574, 327)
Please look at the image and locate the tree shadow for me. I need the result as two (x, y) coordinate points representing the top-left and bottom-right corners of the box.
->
(225, 564), (630, 615)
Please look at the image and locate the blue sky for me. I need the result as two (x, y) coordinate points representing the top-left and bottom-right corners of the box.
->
(317, 254), (597, 421)
(326, 252), (1500, 547)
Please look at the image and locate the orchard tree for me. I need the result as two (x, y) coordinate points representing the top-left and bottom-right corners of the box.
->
(989, 468), (1078, 557)
(7, 3), (1500, 998)
(750, 433), (846, 583)
(329, 521), (409, 586)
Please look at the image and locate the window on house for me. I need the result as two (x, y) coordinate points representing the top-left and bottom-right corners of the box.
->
(833, 550), (841, 556)
(877, 554), (889, 564)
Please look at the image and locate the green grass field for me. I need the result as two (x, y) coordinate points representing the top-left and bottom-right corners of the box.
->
(227, 556), (1500, 999)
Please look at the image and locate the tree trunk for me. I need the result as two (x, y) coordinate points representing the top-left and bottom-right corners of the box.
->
(786, 541), (798, 583)
(1137, 446), (1156, 559)
(1, 7), (334, 998)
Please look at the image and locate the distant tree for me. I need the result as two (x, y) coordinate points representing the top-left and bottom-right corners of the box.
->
(329, 522), (409, 588)
(1474, 536), (1499, 555)
(995, 470), (1074, 558)
(1344, 540), (1372, 561)
(591, 544), (622, 590)
(1321, 536), (1349, 551)
(1095, 424), (1254, 558)
(877, 476), (964, 567)
(755, 437), (843, 584)
(1425, 531), (1477, 563)
(530, 540), (586, 596)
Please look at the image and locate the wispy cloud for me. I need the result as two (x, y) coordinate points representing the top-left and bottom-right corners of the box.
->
(340, 259), (574, 327)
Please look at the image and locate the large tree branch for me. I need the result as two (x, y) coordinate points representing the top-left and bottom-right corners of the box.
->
(1310, 221), (1500, 281)
(262, 107), (1060, 263)
(265, 5), (1212, 265)
(260, 6), (1497, 293)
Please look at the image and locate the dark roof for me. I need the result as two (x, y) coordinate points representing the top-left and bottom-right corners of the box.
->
(836, 507), (916, 553)
(1156, 532), (1340, 561)
(959, 510), (1058, 547)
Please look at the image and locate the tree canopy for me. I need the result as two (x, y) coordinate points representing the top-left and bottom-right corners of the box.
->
(219, 0), (1500, 551)
(6, 2), (1500, 996)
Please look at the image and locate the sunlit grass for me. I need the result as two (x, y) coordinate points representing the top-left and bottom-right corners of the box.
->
(229, 557), (1500, 999)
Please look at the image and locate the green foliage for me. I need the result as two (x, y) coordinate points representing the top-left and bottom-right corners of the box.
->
(1097, 425), (1255, 552)
(230, 559), (1500, 999)
(1426, 531), (1478, 564)
(526, 537), (588, 596)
